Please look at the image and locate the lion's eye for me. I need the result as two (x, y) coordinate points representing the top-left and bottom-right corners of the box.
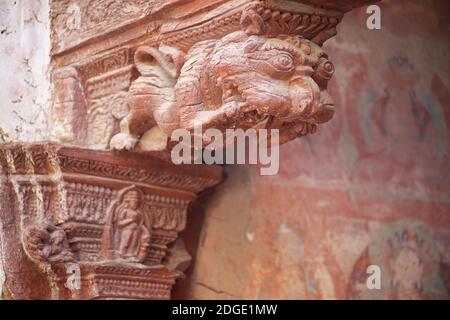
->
(269, 54), (294, 71)
(317, 57), (334, 78)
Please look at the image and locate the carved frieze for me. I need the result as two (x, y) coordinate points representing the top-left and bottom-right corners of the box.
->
(50, 0), (155, 55)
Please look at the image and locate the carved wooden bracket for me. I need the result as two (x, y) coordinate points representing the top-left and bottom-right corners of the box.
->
(50, 0), (377, 151)
(0, 143), (221, 299)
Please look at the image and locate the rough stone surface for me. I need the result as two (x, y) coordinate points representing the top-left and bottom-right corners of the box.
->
(0, 0), (51, 143)
(183, 0), (450, 300)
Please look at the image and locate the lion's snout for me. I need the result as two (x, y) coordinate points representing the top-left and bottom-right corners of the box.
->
(287, 77), (334, 124)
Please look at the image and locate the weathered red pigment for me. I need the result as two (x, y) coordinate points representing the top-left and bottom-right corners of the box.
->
(180, 0), (450, 300)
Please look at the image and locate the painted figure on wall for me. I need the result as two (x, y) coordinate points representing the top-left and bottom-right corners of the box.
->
(102, 186), (152, 262)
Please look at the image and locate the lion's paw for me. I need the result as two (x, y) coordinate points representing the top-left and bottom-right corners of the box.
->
(110, 133), (138, 150)
(220, 100), (243, 121)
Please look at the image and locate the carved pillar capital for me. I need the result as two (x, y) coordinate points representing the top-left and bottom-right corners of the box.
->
(0, 143), (221, 299)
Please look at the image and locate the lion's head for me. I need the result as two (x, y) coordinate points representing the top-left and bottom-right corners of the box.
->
(201, 30), (335, 133)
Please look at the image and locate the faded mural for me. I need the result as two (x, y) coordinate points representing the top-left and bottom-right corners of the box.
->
(180, 0), (450, 300)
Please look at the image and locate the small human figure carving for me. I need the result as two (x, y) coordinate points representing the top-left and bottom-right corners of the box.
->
(101, 186), (151, 262)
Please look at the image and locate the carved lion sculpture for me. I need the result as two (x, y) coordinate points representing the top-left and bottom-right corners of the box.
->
(23, 222), (75, 263)
(110, 11), (335, 150)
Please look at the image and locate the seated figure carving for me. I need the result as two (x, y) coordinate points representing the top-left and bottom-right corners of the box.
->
(110, 9), (335, 150)
(102, 186), (152, 263)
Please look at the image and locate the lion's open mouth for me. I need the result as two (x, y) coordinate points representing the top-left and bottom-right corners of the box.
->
(221, 81), (272, 127)
(221, 80), (317, 134)
(240, 108), (271, 127)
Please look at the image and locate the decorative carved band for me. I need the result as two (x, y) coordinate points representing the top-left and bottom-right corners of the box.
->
(159, 1), (342, 51)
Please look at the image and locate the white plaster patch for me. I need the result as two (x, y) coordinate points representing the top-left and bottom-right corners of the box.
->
(0, 0), (51, 142)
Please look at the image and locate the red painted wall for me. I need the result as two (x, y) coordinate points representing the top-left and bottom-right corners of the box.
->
(178, 0), (450, 299)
